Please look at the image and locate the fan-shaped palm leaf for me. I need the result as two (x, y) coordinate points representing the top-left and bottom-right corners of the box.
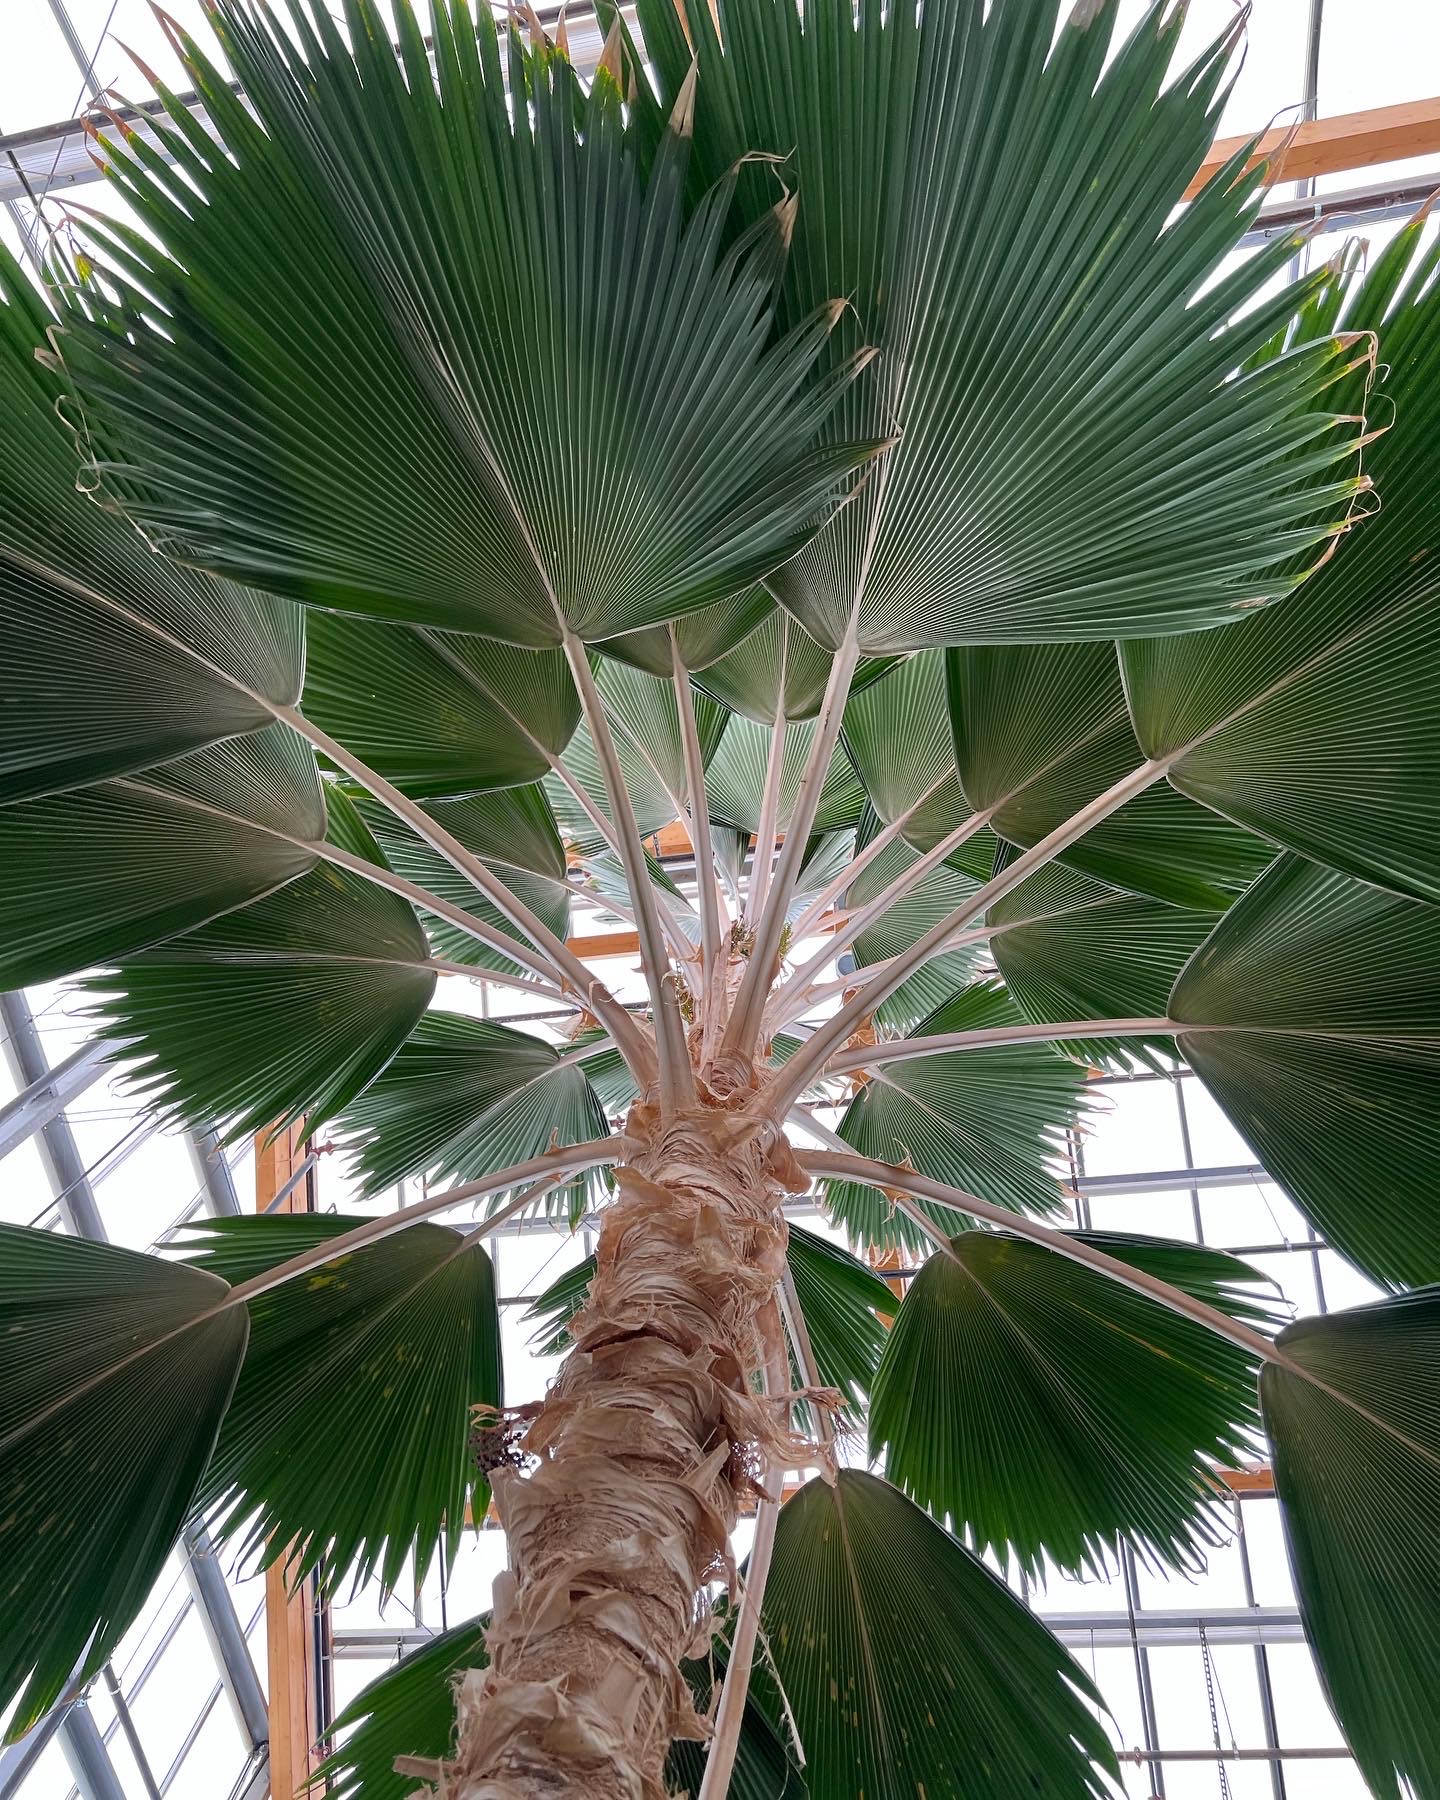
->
(0, 1226), (248, 1739)
(1124, 218), (1440, 905)
(757, 1471), (1118, 1798)
(303, 616), (579, 798)
(825, 982), (1090, 1251)
(949, 642), (1275, 909)
(549, 658), (729, 853)
(337, 1013), (611, 1216)
(1261, 1290), (1440, 1799)
(180, 1213), (501, 1594)
(1172, 854), (1440, 1289)
(843, 651), (972, 852)
(86, 790), (435, 1138)
(838, 825), (994, 1031)
(357, 789), (572, 977)
(0, 723), (323, 988)
(634, 0), (1368, 653)
(988, 863), (1216, 1069)
(697, 608), (894, 722)
(0, 244), (300, 803)
(705, 713), (867, 837)
(55, 1), (880, 643)
(598, 587), (775, 680)
(869, 1230), (1281, 1579)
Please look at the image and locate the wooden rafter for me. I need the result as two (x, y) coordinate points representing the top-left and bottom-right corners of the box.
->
(1186, 96), (1440, 199)
(255, 1123), (330, 1791)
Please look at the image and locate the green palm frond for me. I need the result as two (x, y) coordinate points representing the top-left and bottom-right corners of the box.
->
(549, 658), (730, 853)
(636, 0), (1368, 653)
(180, 1213), (501, 1594)
(54, 0), (880, 643)
(843, 651), (972, 852)
(1262, 1290), (1440, 1798)
(949, 643), (1276, 910)
(758, 1471), (1119, 1798)
(697, 608), (895, 722)
(706, 713), (868, 837)
(1172, 854), (1440, 1289)
(825, 982), (1089, 1251)
(1125, 218), (1440, 905)
(85, 789), (436, 1139)
(303, 617), (580, 798)
(336, 1012), (611, 1215)
(988, 863), (1216, 1070)
(784, 1223), (894, 1415)
(836, 807), (1000, 1037)
(0, 244), (300, 804)
(599, 587), (775, 680)
(0, 1226), (248, 1740)
(357, 789), (572, 977)
(0, 723), (323, 989)
(869, 1230), (1282, 1579)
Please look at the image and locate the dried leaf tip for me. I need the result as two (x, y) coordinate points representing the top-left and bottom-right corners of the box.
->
(554, 2), (570, 56)
(669, 60), (699, 140)
(595, 17), (625, 87)
(116, 39), (165, 90)
(150, 2), (196, 63)
(772, 191), (799, 251)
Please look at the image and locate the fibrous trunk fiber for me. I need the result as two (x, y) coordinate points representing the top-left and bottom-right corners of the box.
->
(449, 1095), (812, 1798)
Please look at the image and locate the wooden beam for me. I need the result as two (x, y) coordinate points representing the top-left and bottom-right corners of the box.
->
(1186, 97), (1440, 200)
(1218, 1464), (1275, 1495)
(566, 927), (642, 959)
(255, 1122), (328, 1793)
(563, 909), (845, 962)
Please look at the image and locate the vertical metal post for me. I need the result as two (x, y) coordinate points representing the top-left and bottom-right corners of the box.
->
(1173, 1075), (1204, 1244)
(180, 1523), (271, 1748)
(187, 1127), (243, 1216)
(0, 991), (108, 1239)
(1236, 1497), (1288, 1800)
(55, 1706), (126, 1800)
(1122, 1543), (1166, 1798)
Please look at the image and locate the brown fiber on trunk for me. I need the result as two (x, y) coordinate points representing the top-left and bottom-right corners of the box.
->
(447, 1091), (817, 1799)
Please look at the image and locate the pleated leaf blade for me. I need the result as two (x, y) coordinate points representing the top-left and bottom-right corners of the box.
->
(0, 1225), (248, 1740)
(827, 982), (1090, 1251)
(869, 1230), (1281, 1579)
(181, 1212), (501, 1595)
(1172, 855), (1440, 1289)
(760, 1470), (1119, 1798)
(1262, 1290), (1440, 1799)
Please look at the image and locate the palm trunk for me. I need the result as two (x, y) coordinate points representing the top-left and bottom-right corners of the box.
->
(452, 1091), (812, 1799)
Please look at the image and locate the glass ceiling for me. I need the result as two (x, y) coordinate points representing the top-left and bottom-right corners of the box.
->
(2, 1), (1438, 1797)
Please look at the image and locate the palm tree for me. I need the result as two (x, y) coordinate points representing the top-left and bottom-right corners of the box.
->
(1, 0), (1436, 1794)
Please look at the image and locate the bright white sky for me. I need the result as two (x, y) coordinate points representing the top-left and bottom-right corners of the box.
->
(2, 0), (1436, 1794)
